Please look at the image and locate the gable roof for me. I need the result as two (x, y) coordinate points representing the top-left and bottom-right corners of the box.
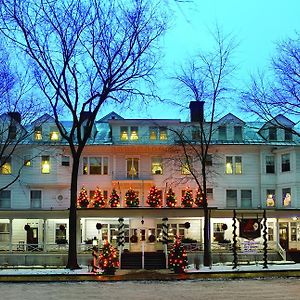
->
(97, 111), (124, 123)
(217, 113), (245, 125)
(259, 114), (296, 132)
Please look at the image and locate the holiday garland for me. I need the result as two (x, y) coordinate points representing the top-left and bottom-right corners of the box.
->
(125, 188), (139, 207)
(109, 188), (120, 208)
(181, 189), (194, 208)
(147, 185), (162, 207)
(77, 186), (90, 208)
(93, 187), (106, 208)
(98, 240), (119, 275)
(168, 236), (188, 274)
(166, 187), (177, 207)
(194, 188), (204, 207)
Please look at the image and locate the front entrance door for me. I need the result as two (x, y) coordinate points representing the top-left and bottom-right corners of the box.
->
(279, 223), (289, 250)
(26, 227), (38, 251)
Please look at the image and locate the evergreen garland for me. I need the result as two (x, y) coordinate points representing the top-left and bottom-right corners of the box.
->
(165, 187), (177, 207)
(125, 188), (139, 207)
(147, 185), (162, 207)
(194, 188), (204, 207)
(98, 240), (119, 275)
(93, 187), (106, 208)
(168, 236), (188, 273)
(181, 189), (194, 208)
(77, 186), (90, 208)
(109, 188), (120, 208)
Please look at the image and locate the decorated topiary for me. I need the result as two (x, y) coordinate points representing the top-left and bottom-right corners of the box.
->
(98, 240), (119, 275)
(147, 185), (162, 207)
(168, 236), (188, 274)
(109, 188), (120, 208)
(181, 189), (194, 208)
(165, 187), (177, 207)
(194, 188), (204, 207)
(77, 186), (90, 208)
(125, 188), (139, 207)
(93, 187), (106, 208)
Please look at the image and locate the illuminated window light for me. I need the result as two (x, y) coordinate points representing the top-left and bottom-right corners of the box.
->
(225, 163), (233, 174)
(41, 156), (50, 174)
(130, 130), (138, 140)
(50, 131), (59, 141)
(159, 131), (167, 140)
(1, 163), (11, 174)
(120, 131), (128, 141)
(150, 130), (157, 140)
(34, 131), (42, 140)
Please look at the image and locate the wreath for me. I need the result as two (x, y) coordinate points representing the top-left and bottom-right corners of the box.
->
(59, 224), (65, 231)
(24, 224), (31, 231)
(148, 234), (156, 243)
(130, 235), (138, 243)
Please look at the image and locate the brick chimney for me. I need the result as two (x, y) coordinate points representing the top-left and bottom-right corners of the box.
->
(189, 101), (204, 123)
(8, 112), (21, 123)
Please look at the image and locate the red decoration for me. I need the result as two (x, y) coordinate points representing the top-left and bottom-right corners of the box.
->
(168, 236), (188, 274)
(77, 186), (89, 208)
(165, 187), (177, 208)
(109, 188), (120, 208)
(98, 240), (119, 275)
(92, 187), (106, 208)
(181, 189), (194, 208)
(147, 185), (162, 207)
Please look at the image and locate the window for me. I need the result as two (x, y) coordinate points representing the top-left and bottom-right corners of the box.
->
(218, 126), (227, 140)
(213, 223), (225, 242)
(281, 154), (290, 172)
(265, 156), (275, 173)
(50, 126), (59, 141)
(24, 156), (31, 167)
(1, 157), (12, 174)
(149, 127), (168, 141)
(34, 126), (42, 140)
(41, 155), (50, 174)
(0, 223), (9, 242)
(291, 222), (297, 241)
(234, 126), (243, 141)
(241, 190), (252, 208)
(282, 188), (291, 207)
(120, 126), (128, 141)
(205, 154), (212, 166)
(225, 156), (242, 174)
(266, 189), (276, 207)
(225, 156), (233, 174)
(62, 156), (70, 166)
(192, 128), (200, 140)
(30, 190), (42, 208)
(55, 223), (67, 243)
(127, 158), (139, 178)
(82, 157), (109, 175)
(284, 128), (292, 141)
(130, 126), (138, 140)
(8, 125), (17, 140)
(149, 127), (157, 140)
(0, 190), (11, 208)
(159, 127), (168, 140)
(181, 161), (191, 175)
(268, 127), (277, 140)
(235, 156), (242, 174)
(268, 222), (274, 241)
(226, 189), (237, 208)
(151, 157), (163, 175)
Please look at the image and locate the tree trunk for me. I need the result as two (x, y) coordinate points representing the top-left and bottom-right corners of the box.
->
(66, 155), (80, 269)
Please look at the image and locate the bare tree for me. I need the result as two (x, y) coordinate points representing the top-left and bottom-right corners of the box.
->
(171, 27), (237, 266)
(242, 32), (300, 133)
(0, 0), (166, 269)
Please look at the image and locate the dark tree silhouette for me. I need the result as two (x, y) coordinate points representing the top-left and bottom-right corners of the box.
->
(0, 0), (166, 269)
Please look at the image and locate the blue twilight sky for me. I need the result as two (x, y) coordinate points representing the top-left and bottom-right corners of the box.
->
(100, 0), (300, 121)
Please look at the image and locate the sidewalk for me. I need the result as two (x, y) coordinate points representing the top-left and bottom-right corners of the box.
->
(1, 262), (300, 282)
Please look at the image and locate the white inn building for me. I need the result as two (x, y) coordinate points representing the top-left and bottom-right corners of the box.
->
(0, 102), (300, 267)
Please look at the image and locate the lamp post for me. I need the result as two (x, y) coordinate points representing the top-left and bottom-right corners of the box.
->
(96, 223), (102, 249)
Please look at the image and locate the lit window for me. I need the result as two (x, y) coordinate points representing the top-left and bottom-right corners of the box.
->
(24, 156), (31, 167)
(127, 158), (139, 178)
(120, 126), (128, 141)
(266, 189), (275, 207)
(152, 157), (163, 175)
(41, 156), (50, 174)
(30, 190), (42, 208)
(50, 127), (59, 141)
(130, 126), (139, 140)
(225, 156), (233, 174)
(149, 127), (157, 140)
(282, 188), (291, 207)
(0, 190), (11, 208)
(281, 154), (290, 172)
(83, 157), (88, 175)
(159, 127), (167, 140)
(235, 156), (242, 174)
(213, 223), (225, 242)
(34, 126), (42, 140)
(1, 157), (12, 175)
(181, 162), (191, 175)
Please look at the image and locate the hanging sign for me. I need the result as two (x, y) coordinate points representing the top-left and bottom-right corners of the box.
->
(239, 218), (261, 240)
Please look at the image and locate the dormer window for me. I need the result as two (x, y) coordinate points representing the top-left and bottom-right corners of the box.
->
(234, 126), (242, 141)
(268, 127), (277, 141)
(130, 127), (138, 140)
(120, 126), (128, 141)
(149, 127), (168, 141)
(50, 127), (59, 141)
(284, 128), (292, 141)
(218, 126), (227, 140)
(159, 127), (167, 140)
(149, 127), (157, 140)
(34, 126), (42, 140)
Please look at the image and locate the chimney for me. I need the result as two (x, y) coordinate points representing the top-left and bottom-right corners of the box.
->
(8, 112), (21, 124)
(189, 101), (204, 123)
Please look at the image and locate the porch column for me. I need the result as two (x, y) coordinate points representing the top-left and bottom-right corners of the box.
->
(9, 218), (13, 253)
(43, 219), (47, 252)
(162, 217), (168, 268)
(118, 218), (125, 268)
(76, 217), (81, 252)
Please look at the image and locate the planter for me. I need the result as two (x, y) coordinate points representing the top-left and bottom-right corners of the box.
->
(103, 268), (116, 275)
